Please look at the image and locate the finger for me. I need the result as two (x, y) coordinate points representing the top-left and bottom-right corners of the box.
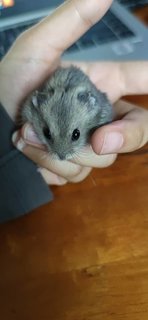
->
(38, 165), (91, 184)
(37, 167), (68, 185)
(70, 145), (117, 167)
(29, 0), (113, 55)
(21, 123), (46, 149)
(92, 100), (148, 154)
(12, 131), (82, 178)
(68, 166), (92, 183)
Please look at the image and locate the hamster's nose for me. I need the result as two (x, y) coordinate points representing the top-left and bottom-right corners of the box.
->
(57, 153), (66, 161)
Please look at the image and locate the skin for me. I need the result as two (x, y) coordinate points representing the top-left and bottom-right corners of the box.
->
(0, 0), (148, 185)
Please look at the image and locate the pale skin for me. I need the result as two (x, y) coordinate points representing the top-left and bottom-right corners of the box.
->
(0, 0), (148, 185)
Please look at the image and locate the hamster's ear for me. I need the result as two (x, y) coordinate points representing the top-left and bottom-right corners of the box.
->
(77, 91), (98, 110)
(31, 90), (47, 108)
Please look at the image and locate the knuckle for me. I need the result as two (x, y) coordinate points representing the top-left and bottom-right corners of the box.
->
(68, 167), (92, 183)
(66, 165), (82, 178)
(74, 3), (94, 29)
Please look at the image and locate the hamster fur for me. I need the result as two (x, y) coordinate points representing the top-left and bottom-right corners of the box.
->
(21, 66), (114, 160)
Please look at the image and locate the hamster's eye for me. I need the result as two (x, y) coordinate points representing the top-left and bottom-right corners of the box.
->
(43, 127), (51, 140)
(72, 129), (80, 141)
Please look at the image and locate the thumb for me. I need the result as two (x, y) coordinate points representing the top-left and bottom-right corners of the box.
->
(91, 100), (148, 155)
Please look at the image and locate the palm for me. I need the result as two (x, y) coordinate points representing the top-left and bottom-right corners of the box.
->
(62, 61), (123, 103)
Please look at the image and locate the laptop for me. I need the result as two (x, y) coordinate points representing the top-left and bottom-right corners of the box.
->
(0, 0), (148, 61)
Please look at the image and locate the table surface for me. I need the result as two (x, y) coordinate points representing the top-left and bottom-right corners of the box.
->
(0, 8), (148, 320)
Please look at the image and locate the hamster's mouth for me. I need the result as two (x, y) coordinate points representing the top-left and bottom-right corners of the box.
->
(49, 151), (75, 161)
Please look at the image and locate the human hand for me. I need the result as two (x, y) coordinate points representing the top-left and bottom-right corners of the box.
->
(12, 59), (148, 184)
(0, 0), (114, 184)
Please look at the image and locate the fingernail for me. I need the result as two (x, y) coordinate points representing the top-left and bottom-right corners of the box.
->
(100, 132), (124, 154)
(23, 124), (41, 144)
(12, 131), (26, 151)
(17, 138), (26, 151)
(12, 131), (19, 144)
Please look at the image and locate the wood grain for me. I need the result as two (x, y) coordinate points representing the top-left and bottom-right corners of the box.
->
(0, 9), (148, 320)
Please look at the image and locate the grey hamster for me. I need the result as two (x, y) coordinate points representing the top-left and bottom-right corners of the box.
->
(21, 66), (114, 160)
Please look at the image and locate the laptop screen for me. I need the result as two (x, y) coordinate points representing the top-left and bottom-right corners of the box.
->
(0, 0), (62, 19)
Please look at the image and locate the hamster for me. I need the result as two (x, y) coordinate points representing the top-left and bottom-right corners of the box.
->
(21, 66), (114, 160)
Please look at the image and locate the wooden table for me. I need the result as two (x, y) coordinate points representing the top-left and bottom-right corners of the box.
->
(0, 9), (148, 320)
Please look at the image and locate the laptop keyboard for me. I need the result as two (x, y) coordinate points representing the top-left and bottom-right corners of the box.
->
(0, 9), (136, 59)
(117, 0), (148, 10)
(67, 11), (135, 53)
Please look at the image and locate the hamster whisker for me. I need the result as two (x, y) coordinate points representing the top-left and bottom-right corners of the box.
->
(75, 149), (88, 158)
(72, 151), (84, 162)
(50, 153), (57, 163)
